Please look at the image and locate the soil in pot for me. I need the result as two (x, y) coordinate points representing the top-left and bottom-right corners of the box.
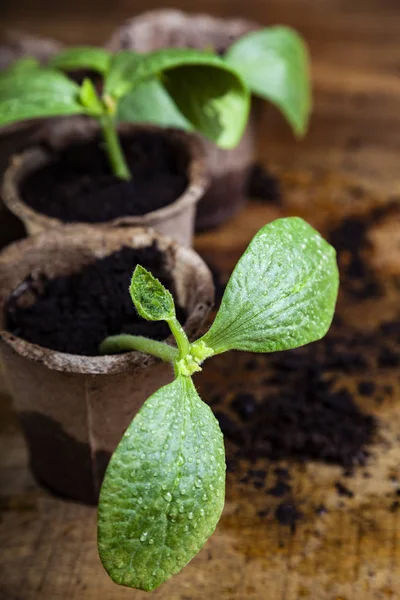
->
(20, 129), (189, 223)
(6, 242), (186, 355)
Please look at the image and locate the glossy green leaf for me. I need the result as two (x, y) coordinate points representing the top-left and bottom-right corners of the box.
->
(106, 48), (250, 148)
(0, 68), (84, 127)
(98, 376), (226, 591)
(117, 78), (192, 130)
(200, 217), (338, 355)
(226, 26), (311, 136)
(162, 63), (249, 148)
(104, 51), (143, 99)
(130, 265), (175, 322)
(49, 46), (112, 74)
(5, 57), (40, 73)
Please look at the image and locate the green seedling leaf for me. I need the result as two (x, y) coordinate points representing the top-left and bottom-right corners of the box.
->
(0, 68), (84, 127)
(49, 46), (112, 74)
(97, 217), (338, 592)
(98, 375), (226, 591)
(200, 217), (338, 355)
(226, 26), (311, 136)
(5, 57), (40, 73)
(106, 48), (250, 148)
(104, 51), (143, 99)
(79, 78), (104, 116)
(130, 265), (175, 322)
(117, 78), (192, 130)
(162, 63), (249, 148)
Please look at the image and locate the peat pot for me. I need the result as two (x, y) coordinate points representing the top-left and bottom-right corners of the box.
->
(107, 9), (259, 230)
(2, 122), (208, 247)
(0, 225), (214, 503)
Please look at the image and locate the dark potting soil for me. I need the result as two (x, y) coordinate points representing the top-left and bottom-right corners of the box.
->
(246, 162), (282, 204)
(274, 501), (303, 532)
(6, 243), (186, 356)
(328, 202), (400, 301)
(21, 130), (189, 223)
(217, 346), (377, 469)
(335, 481), (354, 498)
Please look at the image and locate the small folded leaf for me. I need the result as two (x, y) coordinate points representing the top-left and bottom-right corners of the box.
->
(79, 78), (104, 116)
(201, 217), (338, 355)
(98, 376), (226, 591)
(225, 26), (311, 136)
(130, 265), (175, 322)
(106, 48), (250, 148)
(0, 68), (84, 127)
(117, 78), (192, 130)
(49, 46), (112, 74)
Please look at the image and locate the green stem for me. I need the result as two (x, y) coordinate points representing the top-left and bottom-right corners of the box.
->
(167, 317), (191, 358)
(100, 113), (131, 181)
(100, 334), (178, 363)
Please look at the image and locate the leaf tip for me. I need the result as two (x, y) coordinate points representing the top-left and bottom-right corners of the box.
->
(129, 264), (175, 322)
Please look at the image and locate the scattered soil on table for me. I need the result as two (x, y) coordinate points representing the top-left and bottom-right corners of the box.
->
(6, 243), (186, 355)
(213, 205), (400, 473)
(335, 481), (354, 498)
(216, 313), (398, 469)
(329, 215), (383, 300)
(246, 162), (282, 204)
(328, 202), (400, 300)
(21, 130), (189, 223)
(274, 501), (303, 532)
(217, 345), (377, 468)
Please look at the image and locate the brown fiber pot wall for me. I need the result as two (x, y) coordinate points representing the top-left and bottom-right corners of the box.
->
(0, 125), (36, 250)
(2, 122), (208, 247)
(106, 9), (259, 230)
(0, 225), (214, 503)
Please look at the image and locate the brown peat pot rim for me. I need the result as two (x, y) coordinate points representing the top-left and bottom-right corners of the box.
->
(0, 224), (214, 376)
(2, 123), (208, 236)
(106, 9), (260, 51)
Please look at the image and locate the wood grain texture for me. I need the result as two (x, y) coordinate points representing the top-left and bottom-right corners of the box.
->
(1, 1), (400, 599)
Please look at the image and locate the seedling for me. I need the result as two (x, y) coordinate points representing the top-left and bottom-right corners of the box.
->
(117, 26), (312, 141)
(0, 26), (311, 180)
(98, 217), (339, 591)
(0, 47), (250, 180)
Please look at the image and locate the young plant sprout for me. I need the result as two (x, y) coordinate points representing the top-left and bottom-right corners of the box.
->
(0, 27), (311, 180)
(0, 47), (249, 180)
(98, 217), (339, 591)
(117, 26), (312, 141)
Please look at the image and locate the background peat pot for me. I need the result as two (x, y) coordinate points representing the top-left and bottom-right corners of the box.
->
(0, 32), (64, 248)
(0, 225), (214, 503)
(1, 122), (208, 247)
(107, 9), (259, 230)
(0, 31), (62, 71)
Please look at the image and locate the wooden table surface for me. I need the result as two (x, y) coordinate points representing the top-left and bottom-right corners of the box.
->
(1, 1), (400, 599)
